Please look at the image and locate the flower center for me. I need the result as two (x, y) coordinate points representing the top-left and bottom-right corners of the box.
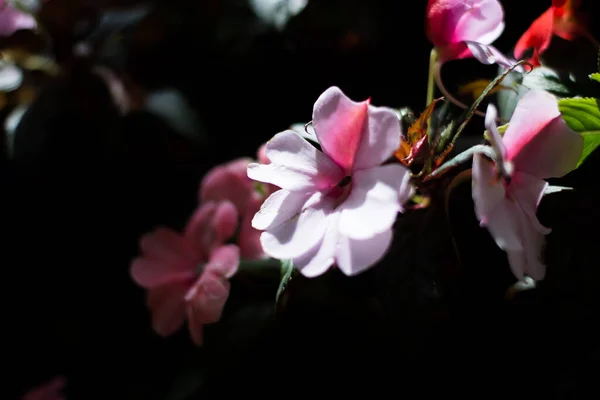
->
(326, 175), (352, 209)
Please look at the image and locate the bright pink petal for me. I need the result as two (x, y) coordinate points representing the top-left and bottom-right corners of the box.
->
(352, 103), (403, 171)
(200, 158), (254, 212)
(259, 192), (332, 259)
(293, 212), (340, 278)
(185, 201), (238, 258)
(465, 42), (519, 69)
(503, 90), (583, 178)
(251, 189), (310, 230)
(312, 86), (369, 172)
(336, 228), (394, 276)
(204, 244), (240, 279)
(0, 4), (37, 37)
(426, 0), (504, 46)
(338, 164), (407, 240)
(147, 282), (189, 337)
(247, 130), (344, 191)
(472, 155), (522, 250)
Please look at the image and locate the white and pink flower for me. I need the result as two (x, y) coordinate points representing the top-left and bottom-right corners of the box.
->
(472, 89), (583, 280)
(248, 86), (413, 277)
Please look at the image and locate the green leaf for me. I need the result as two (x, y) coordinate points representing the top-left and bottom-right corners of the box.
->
(275, 259), (295, 305)
(590, 73), (600, 84)
(558, 97), (600, 167)
(521, 66), (574, 97)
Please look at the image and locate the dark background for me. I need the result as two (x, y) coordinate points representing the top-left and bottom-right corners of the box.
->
(2, 1), (599, 399)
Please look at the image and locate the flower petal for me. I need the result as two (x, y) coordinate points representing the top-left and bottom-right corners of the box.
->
(205, 244), (240, 279)
(338, 164), (407, 240)
(465, 42), (519, 69)
(312, 86), (369, 172)
(511, 172), (551, 235)
(238, 198), (268, 259)
(398, 166), (416, 210)
(185, 201), (238, 258)
(251, 188), (310, 231)
(247, 130), (343, 191)
(139, 227), (193, 260)
(0, 61), (23, 91)
(293, 212), (340, 278)
(503, 90), (583, 178)
(186, 274), (230, 324)
(200, 158), (254, 212)
(130, 258), (195, 289)
(0, 5), (37, 37)
(147, 282), (189, 337)
(513, 7), (554, 66)
(426, 0), (505, 46)
(353, 104), (403, 171)
(506, 219), (547, 281)
(259, 192), (332, 259)
(336, 228), (394, 276)
(186, 274), (231, 345)
(472, 155), (522, 250)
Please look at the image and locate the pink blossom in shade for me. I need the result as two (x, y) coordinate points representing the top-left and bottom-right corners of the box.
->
(200, 153), (274, 260)
(247, 86), (413, 277)
(21, 376), (66, 400)
(425, 0), (516, 68)
(130, 201), (240, 346)
(0, 1), (37, 37)
(472, 90), (583, 281)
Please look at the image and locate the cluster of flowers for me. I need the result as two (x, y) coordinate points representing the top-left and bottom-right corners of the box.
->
(128, 0), (586, 346)
(2, 0), (589, 362)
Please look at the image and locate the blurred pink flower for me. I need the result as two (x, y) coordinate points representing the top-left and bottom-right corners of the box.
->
(425, 0), (515, 68)
(472, 90), (582, 280)
(200, 146), (277, 260)
(0, 1), (36, 37)
(21, 376), (66, 400)
(130, 201), (240, 345)
(248, 86), (412, 277)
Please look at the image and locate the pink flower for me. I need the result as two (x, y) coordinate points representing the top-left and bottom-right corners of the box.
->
(247, 86), (412, 277)
(425, 0), (515, 68)
(21, 376), (66, 400)
(200, 146), (277, 260)
(130, 201), (240, 345)
(472, 90), (583, 280)
(0, 1), (36, 37)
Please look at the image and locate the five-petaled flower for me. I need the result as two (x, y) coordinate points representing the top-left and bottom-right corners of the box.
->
(248, 86), (413, 277)
(472, 89), (582, 281)
(426, 0), (516, 68)
(130, 201), (240, 345)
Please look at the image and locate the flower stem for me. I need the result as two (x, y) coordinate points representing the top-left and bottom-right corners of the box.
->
(425, 144), (496, 181)
(426, 48), (438, 107)
(238, 258), (281, 272)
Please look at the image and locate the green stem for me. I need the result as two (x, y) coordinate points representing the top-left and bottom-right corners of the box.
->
(238, 258), (281, 271)
(426, 48), (438, 107)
